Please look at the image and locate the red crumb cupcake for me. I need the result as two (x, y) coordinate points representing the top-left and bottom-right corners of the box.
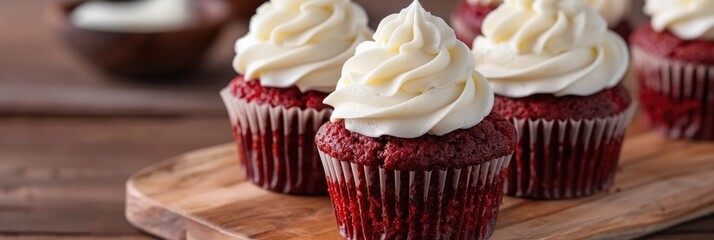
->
(316, 115), (516, 239)
(451, 0), (499, 47)
(316, 2), (514, 238)
(221, 0), (371, 195)
(630, 0), (714, 141)
(494, 85), (632, 198)
(472, 0), (635, 199)
(221, 77), (331, 194)
(452, 0), (632, 47)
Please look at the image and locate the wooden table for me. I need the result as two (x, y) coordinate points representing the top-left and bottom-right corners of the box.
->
(0, 0), (711, 239)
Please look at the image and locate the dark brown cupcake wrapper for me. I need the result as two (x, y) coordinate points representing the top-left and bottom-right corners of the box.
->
(319, 151), (511, 240)
(221, 87), (332, 195)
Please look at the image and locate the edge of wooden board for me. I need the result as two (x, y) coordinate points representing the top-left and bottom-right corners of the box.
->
(126, 134), (714, 240)
(126, 143), (236, 240)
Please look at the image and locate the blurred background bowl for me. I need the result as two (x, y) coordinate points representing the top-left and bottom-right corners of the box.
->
(48, 0), (231, 80)
(230, 0), (267, 20)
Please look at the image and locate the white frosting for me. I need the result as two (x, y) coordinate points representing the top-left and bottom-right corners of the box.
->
(467, 0), (503, 6)
(472, 0), (629, 98)
(466, 0), (629, 27)
(71, 0), (196, 32)
(645, 0), (714, 40)
(233, 0), (372, 93)
(586, 0), (631, 27)
(325, 1), (494, 138)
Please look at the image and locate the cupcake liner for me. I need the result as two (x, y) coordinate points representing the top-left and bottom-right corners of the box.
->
(319, 151), (511, 240)
(221, 87), (332, 195)
(506, 104), (637, 199)
(632, 48), (714, 140)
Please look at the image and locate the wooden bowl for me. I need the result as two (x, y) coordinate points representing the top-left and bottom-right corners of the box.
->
(48, 0), (231, 79)
(229, 0), (267, 19)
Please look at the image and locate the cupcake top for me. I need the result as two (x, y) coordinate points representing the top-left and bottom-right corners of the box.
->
(472, 0), (629, 98)
(324, 0), (494, 138)
(645, 0), (714, 41)
(71, 0), (196, 32)
(316, 114), (516, 170)
(466, 0), (629, 28)
(233, 0), (372, 93)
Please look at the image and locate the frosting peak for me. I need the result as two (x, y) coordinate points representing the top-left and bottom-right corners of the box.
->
(325, 1), (494, 138)
(645, 0), (714, 41)
(233, 0), (372, 93)
(373, 2), (445, 55)
(473, 0), (629, 98)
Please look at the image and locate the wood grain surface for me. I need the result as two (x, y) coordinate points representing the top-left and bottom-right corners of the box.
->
(1, 0), (712, 239)
(125, 115), (714, 239)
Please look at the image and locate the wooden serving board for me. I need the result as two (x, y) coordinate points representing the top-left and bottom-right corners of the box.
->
(126, 117), (714, 240)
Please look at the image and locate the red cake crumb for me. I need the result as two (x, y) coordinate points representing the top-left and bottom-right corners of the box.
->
(493, 84), (632, 120)
(229, 75), (331, 110)
(630, 24), (714, 65)
(315, 113), (516, 171)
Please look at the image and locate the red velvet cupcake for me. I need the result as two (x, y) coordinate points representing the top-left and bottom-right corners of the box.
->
(317, 116), (515, 239)
(630, 0), (714, 141)
(472, 0), (635, 199)
(316, 2), (515, 238)
(221, 0), (372, 195)
(221, 77), (331, 194)
(452, 0), (632, 47)
(494, 85), (633, 198)
(451, 0), (499, 47)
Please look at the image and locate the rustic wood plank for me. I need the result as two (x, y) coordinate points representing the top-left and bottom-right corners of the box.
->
(125, 113), (714, 239)
(0, 117), (232, 234)
(0, 83), (228, 117)
(643, 234), (714, 240)
(658, 216), (714, 234)
(0, 233), (156, 240)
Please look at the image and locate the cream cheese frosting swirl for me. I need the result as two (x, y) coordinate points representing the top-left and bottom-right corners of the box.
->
(645, 0), (714, 40)
(472, 0), (629, 98)
(233, 0), (372, 93)
(465, 0), (629, 28)
(325, 0), (494, 138)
